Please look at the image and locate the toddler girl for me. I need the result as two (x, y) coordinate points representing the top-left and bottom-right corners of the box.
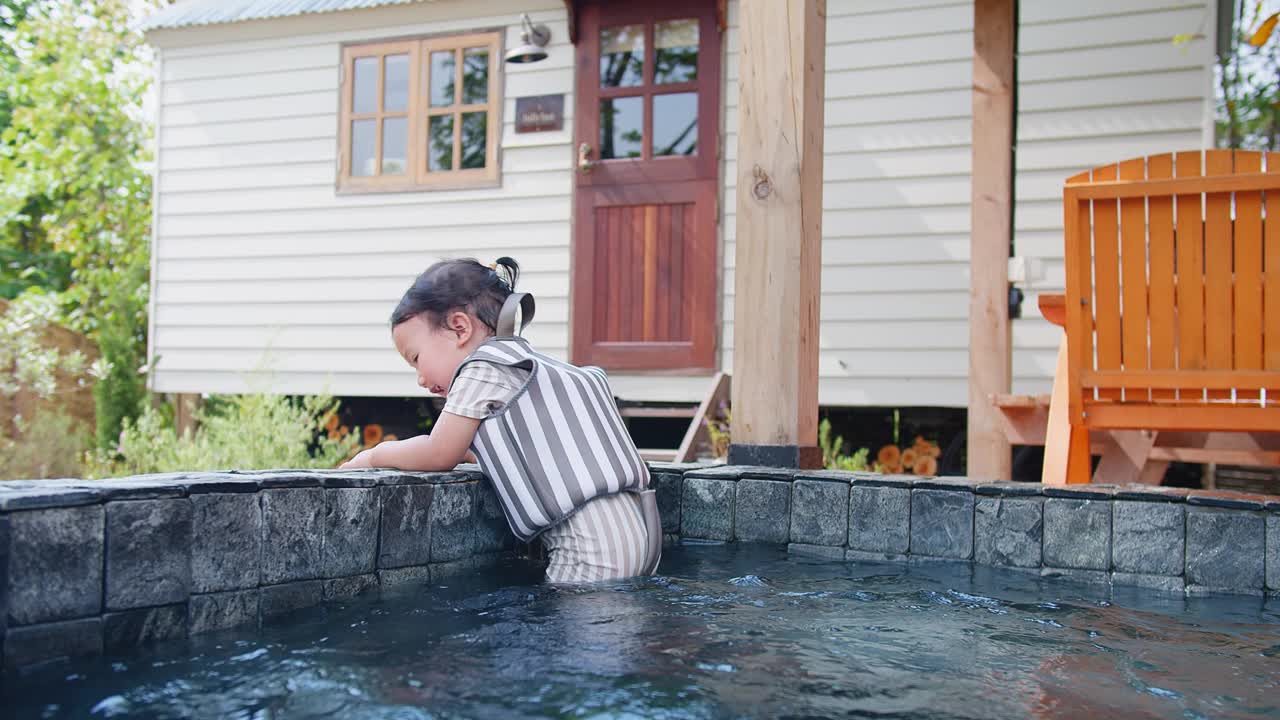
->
(342, 257), (661, 583)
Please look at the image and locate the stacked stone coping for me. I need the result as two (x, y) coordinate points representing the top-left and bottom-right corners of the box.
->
(0, 466), (512, 673)
(3, 463), (1278, 672)
(652, 463), (1280, 600)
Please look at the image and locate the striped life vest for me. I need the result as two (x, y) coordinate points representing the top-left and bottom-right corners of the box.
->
(454, 336), (651, 542)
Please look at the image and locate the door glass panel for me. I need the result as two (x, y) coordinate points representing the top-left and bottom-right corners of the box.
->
(351, 119), (376, 176)
(429, 51), (456, 107)
(599, 96), (643, 159)
(655, 19), (698, 83)
(462, 48), (489, 104)
(652, 93), (697, 156)
(428, 115), (454, 171)
(352, 56), (377, 113)
(381, 117), (407, 175)
(600, 25), (643, 87)
(460, 111), (487, 169)
(383, 53), (409, 112)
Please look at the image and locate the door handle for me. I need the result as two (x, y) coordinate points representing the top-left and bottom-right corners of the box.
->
(578, 142), (596, 174)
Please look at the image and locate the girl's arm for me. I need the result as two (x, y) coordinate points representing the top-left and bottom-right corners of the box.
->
(341, 412), (481, 472)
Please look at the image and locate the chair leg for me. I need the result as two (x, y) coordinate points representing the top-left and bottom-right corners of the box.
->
(1042, 333), (1090, 485)
(1137, 460), (1170, 486)
(1094, 430), (1159, 485)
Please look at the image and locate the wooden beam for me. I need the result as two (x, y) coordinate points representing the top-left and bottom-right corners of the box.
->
(968, 0), (1016, 480)
(728, 0), (825, 469)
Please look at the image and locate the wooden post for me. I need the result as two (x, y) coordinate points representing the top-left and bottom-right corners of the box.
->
(173, 393), (201, 439)
(968, 0), (1015, 480)
(728, 0), (825, 469)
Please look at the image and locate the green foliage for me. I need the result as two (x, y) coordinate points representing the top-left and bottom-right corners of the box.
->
(90, 394), (362, 477)
(818, 418), (870, 472)
(1216, 1), (1280, 149)
(0, 408), (89, 479)
(0, 291), (89, 397)
(0, 0), (157, 446)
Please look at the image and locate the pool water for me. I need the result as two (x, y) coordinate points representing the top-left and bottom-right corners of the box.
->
(5, 543), (1279, 719)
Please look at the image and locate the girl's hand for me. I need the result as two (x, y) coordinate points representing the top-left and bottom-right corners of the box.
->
(340, 448), (376, 469)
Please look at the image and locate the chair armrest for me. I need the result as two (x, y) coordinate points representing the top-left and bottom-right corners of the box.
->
(1038, 294), (1066, 328)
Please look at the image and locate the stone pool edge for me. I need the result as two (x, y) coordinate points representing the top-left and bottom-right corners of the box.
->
(2, 464), (1277, 671)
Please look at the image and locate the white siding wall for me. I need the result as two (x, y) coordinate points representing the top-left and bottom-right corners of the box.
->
(1012, 0), (1214, 395)
(148, 0), (573, 397)
(718, 0), (1213, 408)
(148, 0), (1214, 406)
(722, 0), (979, 407)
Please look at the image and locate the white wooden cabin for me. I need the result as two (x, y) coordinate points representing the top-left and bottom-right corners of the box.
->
(142, 0), (1217, 411)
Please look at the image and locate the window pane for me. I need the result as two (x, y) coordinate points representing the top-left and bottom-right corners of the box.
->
(352, 56), (377, 113)
(351, 119), (376, 176)
(460, 111), (487, 169)
(382, 117), (407, 175)
(600, 25), (643, 87)
(428, 114), (454, 171)
(430, 51), (456, 107)
(462, 48), (489, 104)
(653, 93), (697, 156)
(599, 96), (642, 159)
(655, 19), (698, 83)
(383, 53), (409, 112)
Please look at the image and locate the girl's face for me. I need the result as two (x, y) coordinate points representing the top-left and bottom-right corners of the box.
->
(392, 311), (488, 395)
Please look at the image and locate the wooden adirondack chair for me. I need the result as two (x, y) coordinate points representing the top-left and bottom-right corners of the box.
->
(1039, 150), (1280, 485)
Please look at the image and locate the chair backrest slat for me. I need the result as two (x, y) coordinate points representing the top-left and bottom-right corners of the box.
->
(1119, 157), (1149, 403)
(1174, 151), (1206, 393)
(1204, 150), (1234, 401)
(1266, 152), (1280, 399)
(1146, 153), (1177, 402)
(1092, 162), (1124, 402)
(1234, 151), (1264, 403)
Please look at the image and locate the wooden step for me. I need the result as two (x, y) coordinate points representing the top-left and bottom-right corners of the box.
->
(638, 448), (678, 462)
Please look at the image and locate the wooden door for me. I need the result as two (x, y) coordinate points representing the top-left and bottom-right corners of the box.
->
(572, 0), (720, 371)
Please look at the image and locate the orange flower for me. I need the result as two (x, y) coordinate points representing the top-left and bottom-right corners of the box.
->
(901, 448), (918, 471)
(877, 444), (900, 468)
(363, 424), (384, 447)
(323, 412), (339, 432)
(913, 455), (938, 477)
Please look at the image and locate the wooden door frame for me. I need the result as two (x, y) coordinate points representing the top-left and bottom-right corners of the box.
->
(569, 0), (722, 373)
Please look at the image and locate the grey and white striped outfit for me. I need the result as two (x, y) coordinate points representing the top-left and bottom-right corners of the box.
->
(442, 338), (660, 583)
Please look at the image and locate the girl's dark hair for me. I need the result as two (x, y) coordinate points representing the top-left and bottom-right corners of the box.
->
(390, 257), (521, 333)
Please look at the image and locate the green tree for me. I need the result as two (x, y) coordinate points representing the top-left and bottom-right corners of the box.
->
(0, 0), (155, 447)
(1217, 1), (1280, 149)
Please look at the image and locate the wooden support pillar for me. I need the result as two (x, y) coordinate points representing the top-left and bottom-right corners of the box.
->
(728, 0), (825, 469)
(173, 393), (201, 439)
(968, 0), (1015, 480)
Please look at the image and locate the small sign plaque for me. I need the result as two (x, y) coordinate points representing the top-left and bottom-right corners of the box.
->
(515, 94), (564, 133)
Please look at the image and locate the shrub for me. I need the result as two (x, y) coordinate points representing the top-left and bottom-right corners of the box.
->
(0, 409), (91, 479)
(89, 393), (361, 477)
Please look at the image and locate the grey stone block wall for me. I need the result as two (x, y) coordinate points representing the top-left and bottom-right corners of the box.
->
(1266, 513), (1278, 592)
(681, 477), (734, 540)
(4, 463), (1277, 671)
(1043, 499), (1111, 571)
(848, 485), (910, 554)
(1112, 501), (1183, 577)
(975, 497), (1042, 568)
(1186, 508), (1265, 594)
(106, 499), (192, 611)
(735, 479), (791, 543)
(910, 489), (974, 560)
(1, 469), (517, 672)
(790, 479), (847, 546)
